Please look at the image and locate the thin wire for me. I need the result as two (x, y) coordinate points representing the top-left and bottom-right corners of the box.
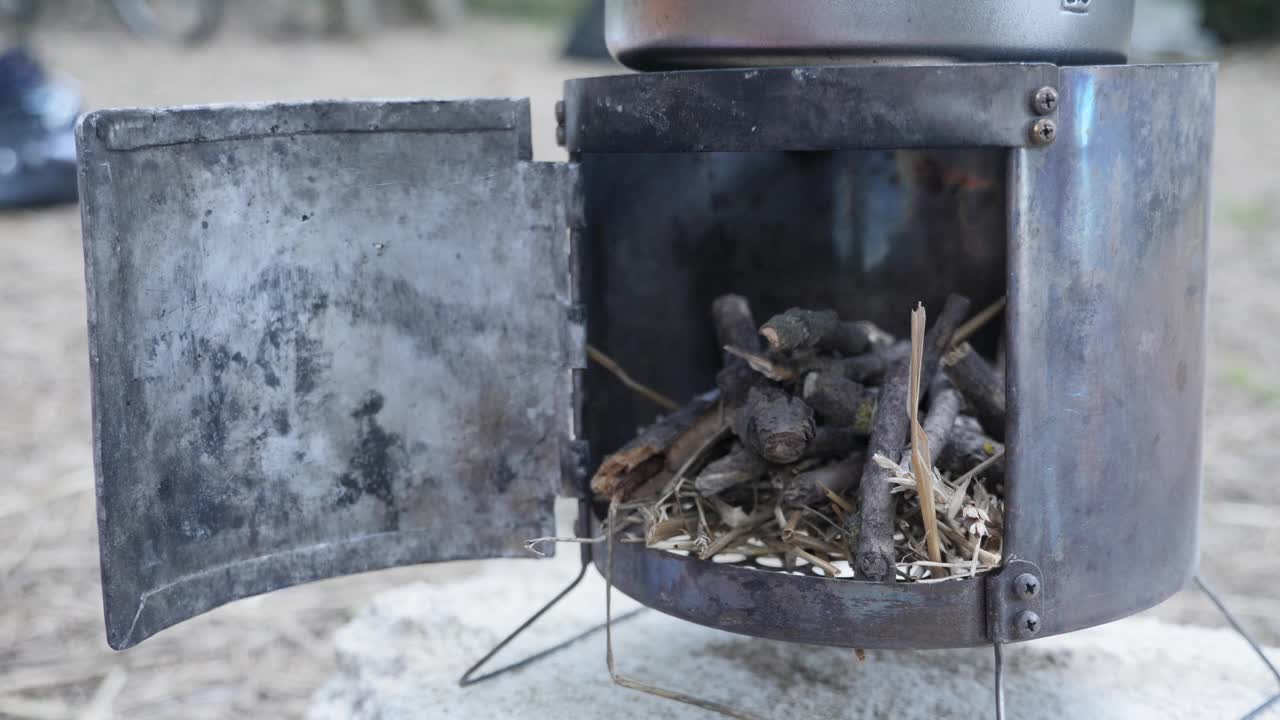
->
(993, 642), (1005, 720)
(1195, 576), (1280, 719)
(455, 491), (645, 681)
(458, 562), (583, 686)
(605, 501), (766, 720)
(458, 534), (644, 686)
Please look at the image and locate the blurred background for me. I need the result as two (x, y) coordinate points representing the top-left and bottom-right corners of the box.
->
(0, 0), (1276, 717)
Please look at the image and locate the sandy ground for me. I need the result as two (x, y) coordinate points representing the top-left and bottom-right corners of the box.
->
(309, 554), (1280, 720)
(0, 18), (1276, 719)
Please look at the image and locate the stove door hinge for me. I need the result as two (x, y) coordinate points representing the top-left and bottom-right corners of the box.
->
(559, 165), (590, 496)
(559, 295), (589, 496)
(985, 559), (1046, 644)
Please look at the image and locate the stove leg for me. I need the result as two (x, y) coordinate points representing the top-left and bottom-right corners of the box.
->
(992, 641), (1006, 720)
(1195, 576), (1280, 719)
(457, 500), (644, 687)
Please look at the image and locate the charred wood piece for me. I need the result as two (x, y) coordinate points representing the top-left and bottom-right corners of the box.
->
(802, 373), (877, 431)
(591, 391), (720, 501)
(939, 417), (1006, 483)
(899, 375), (962, 467)
(803, 425), (864, 460)
(782, 454), (865, 508)
(760, 308), (871, 356)
(695, 444), (769, 496)
(735, 386), (816, 465)
(840, 353), (887, 384)
(712, 294), (762, 365)
(850, 320), (896, 352)
(713, 294), (770, 409)
(943, 341), (1006, 441)
(852, 294), (971, 581)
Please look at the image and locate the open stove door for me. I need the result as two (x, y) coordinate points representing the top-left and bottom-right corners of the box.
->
(76, 99), (583, 649)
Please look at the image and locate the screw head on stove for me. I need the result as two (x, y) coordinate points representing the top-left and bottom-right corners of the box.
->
(1015, 611), (1043, 638)
(1014, 573), (1041, 599)
(1031, 118), (1058, 146)
(1033, 86), (1060, 115)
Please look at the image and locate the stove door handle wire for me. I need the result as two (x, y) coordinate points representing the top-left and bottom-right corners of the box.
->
(458, 499), (644, 687)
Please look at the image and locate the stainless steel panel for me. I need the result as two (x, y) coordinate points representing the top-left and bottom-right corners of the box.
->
(595, 512), (990, 649)
(1006, 63), (1216, 639)
(76, 99), (580, 649)
(564, 64), (1059, 153)
(607, 0), (1134, 70)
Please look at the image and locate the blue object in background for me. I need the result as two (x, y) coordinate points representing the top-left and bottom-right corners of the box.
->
(0, 46), (80, 209)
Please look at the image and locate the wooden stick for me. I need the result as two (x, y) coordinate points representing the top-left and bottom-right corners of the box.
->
(782, 510), (803, 541)
(694, 444), (769, 496)
(646, 516), (693, 545)
(852, 294), (971, 581)
(587, 344), (679, 412)
(791, 545), (843, 576)
(943, 342), (1006, 441)
(907, 305), (944, 572)
(735, 386), (816, 465)
(850, 320), (896, 351)
(951, 295), (1007, 348)
(699, 512), (771, 559)
(782, 454), (864, 508)
(840, 353), (887, 384)
(900, 375), (961, 466)
(786, 531), (846, 557)
(940, 525), (1002, 565)
(712, 294), (775, 415)
(802, 425), (864, 460)
(818, 480), (854, 514)
(722, 345), (796, 382)
(591, 392), (720, 501)
(652, 424), (733, 509)
(938, 418), (1005, 484)
(623, 469), (673, 505)
(801, 373), (876, 430)
(760, 308), (870, 356)
(666, 405), (729, 472)
(711, 294), (761, 364)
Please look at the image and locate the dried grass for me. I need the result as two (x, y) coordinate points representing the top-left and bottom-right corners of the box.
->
(606, 444), (1003, 583)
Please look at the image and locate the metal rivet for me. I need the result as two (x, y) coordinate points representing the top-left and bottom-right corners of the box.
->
(1015, 610), (1041, 638)
(1031, 118), (1057, 146)
(555, 100), (566, 125)
(555, 124), (566, 147)
(1014, 573), (1040, 599)
(1032, 86), (1059, 115)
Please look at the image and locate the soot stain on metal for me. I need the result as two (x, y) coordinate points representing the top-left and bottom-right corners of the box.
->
(293, 332), (326, 397)
(254, 317), (284, 388)
(82, 99), (574, 647)
(335, 391), (408, 530)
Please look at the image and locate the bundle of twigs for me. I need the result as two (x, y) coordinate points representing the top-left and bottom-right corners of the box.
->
(590, 294), (1007, 582)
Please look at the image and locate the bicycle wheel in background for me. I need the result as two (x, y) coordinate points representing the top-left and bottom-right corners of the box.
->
(109, 0), (226, 45)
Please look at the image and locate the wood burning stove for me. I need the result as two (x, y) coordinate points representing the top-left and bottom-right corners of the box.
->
(76, 2), (1276, 717)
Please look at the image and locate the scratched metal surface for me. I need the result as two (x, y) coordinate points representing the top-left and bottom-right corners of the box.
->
(594, 513), (989, 649)
(584, 64), (1215, 649)
(564, 64), (1061, 153)
(76, 99), (580, 649)
(605, 0), (1134, 70)
(1005, 63), (1216, 638)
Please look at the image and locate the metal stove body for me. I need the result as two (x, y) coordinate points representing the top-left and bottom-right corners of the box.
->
(77, 0), (1216, 661)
